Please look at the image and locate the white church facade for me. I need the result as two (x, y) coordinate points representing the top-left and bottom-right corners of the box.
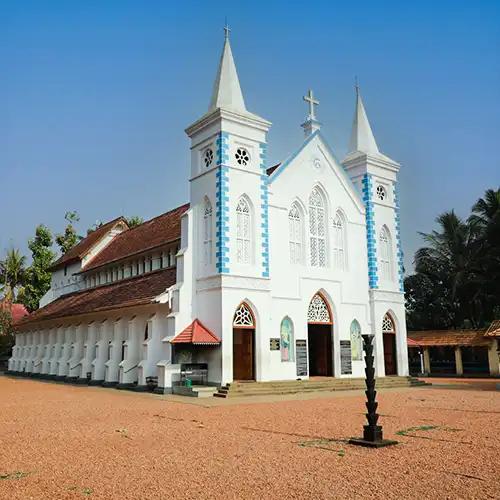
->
(8, 30), (409, 392)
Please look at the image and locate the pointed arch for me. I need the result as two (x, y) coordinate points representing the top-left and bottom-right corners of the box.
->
(288, 201), (304, 264)
(307, 292), (333, 324)
(379, 225), (393, 281)
(382, 312), (396, 333)
(236, 195), (252, 265)
(332, 209), (346, 271)
(203, 196), (213, 266)
(350, 319), (363, 360)
(233, 302), (255, 328)
(308, 186), (328, 267)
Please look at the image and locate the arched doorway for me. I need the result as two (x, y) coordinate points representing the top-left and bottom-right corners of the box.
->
(307, 293), (333, 376)
(382, 313), (397, 375)
(232, 302), (255, 380)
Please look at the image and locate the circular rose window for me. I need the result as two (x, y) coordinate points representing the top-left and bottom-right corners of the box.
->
(204, 149), (214, 168)
(235, 148), (250, 166)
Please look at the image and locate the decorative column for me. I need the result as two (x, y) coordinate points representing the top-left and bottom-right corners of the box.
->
(90, 320), (111, 385)
(48, 327), (63, 378)
(56, 326), (72, 379)
(67, 324), (85, 381)
(118, 316), (142, 388)
(454, 346), (463, 376)
(104, 318), (126, 386)
(78, 322), (97, 384)
(423, 347), (431, 375)
(349, 335), (398, 448)
(488, 339), (499, 376)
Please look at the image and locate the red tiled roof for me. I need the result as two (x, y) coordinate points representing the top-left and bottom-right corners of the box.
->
(171, 319), (221, 345)
(485, 320), (500, 338)
(407, 330), (490, 347)
(0, 301), (29, 325)
(50, 217), (128, 270)
(83, 204), (189, 272)
(16, 268), (176, 329)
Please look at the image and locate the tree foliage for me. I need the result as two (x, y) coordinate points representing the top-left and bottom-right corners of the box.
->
(0, 308), (14, 359)
(55, 211), (82, 254)
(405, 188), (500, 329)
(0, 249), (27, 302)
(126, 216), (144, 228)
(20, 225), (56, 312)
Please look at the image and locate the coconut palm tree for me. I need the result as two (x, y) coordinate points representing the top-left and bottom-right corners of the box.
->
(0, 249), (27, 302)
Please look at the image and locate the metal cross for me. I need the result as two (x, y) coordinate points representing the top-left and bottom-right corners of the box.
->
(224, 21), (231, 40)
(303, 89), (319, 120)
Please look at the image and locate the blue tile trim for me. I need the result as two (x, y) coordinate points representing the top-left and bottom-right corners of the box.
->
(393, 183), (405, 292)
(362, 174), (378, 289)
(259, 141), (270, 278)
(216, 132), (230, 274)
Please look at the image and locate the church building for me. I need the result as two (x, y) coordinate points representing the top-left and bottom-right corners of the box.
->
(8, 30), (409, 393)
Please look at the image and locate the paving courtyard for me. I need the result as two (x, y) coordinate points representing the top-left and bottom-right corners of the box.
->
(0, 376), (498, 499)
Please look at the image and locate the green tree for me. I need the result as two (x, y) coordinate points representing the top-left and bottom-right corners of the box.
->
(0, 308), (15, 359)
(21, 225), (56, 312)
(55, 211), (82, 254)
(126, 216), (143, 228)
(0, 249), (27, 302)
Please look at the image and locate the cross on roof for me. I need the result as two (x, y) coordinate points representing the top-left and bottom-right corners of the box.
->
(224, 21), (231, 40)
(303, 89), (319, 121)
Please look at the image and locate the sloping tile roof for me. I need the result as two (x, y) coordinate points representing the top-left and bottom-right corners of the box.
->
(407, 330), (490, 347)
(171, 319), (221, 345)
(83, 204), (189, 272)
(485, 320), (500, 338)
(50, 217), (128, 270)
(0, 301), (29, 324)
(16, 268), (176, 329)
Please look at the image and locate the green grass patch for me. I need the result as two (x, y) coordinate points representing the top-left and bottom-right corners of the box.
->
(0, 471), (30, 480)
(396, 425), (439, 436)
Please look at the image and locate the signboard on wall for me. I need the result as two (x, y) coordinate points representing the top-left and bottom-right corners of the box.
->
(270, 338), (280, 351)
(340, 340), (352, 375)
(296, 339), (308, 376)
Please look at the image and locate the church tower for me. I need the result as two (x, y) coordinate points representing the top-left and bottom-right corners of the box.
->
(342, 88), (408, 376)
(184, 28), (272, 384)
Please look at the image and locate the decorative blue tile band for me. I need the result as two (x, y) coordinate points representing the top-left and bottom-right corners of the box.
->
(216, 132), (230, 274)
(362, 174), (378, 289)
(393, 183), (405, 292)
(259, 141), (270, 278)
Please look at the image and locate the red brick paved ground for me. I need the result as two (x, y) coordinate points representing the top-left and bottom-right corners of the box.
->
(0, 376), (498, 499)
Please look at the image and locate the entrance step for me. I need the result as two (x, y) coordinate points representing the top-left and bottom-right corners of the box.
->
(213, 377), (428, 398)
(173, 385), (219, 398)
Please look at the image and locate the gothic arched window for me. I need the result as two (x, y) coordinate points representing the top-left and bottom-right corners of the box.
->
(307, 293), (332, 324)
(236, 197), (251, 265)
(233, 303), (254, 327)
(382, 313), (395, 333)
(203, 197), (213, 266)
(350, 319), (362, 361)
(280, 317), (294, 362)
(332, 212), (345, 271)
(379, 226), (393, 281)
(288, 203), (303, 264)
(309, 188), (327, 267)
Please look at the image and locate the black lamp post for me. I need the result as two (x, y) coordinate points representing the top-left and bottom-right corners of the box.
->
(349, 334), (398, 448)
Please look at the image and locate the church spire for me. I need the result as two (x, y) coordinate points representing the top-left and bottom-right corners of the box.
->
(208, 25), (247, 114)
(348, 84), (380, 156)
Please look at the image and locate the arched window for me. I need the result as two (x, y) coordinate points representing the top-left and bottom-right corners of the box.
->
(382, 313), (395, 333)
(288, 203), (303, 264)
(203, 198), (213, 266)
(332, 212), (345, 270)
(307, 293), (332, 324)
(236, 197), (251, 264)
(350, 320), (363, 360)
(280, 317), (294, 362)
(309, 188), (327, 267)
(379, 226), (393, 281)
(233, 302), (254, 327)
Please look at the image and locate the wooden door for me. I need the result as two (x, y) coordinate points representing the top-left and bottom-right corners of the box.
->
(308, 325), (333, 376)
(383, 333), (397, 375)
(233, 328), (254, 380)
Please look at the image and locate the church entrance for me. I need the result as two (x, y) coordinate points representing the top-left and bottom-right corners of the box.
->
(232, 303), (255, 381)
(307, 293), (333, 377)
(382, 313), (397, 375)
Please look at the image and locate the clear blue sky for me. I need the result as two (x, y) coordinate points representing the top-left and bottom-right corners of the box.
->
(1, 0), (499, 273)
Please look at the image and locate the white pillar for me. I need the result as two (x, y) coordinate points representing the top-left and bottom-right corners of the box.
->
(41, 328), (54, 375)
(488, 339), (499, 376)
(32, 330), (44, 375)
(104, 318), (126, 384)
(91, 319), (112, 383)
(8, 333), (19, 372)
(49, 327), (63, 376)
(79, 322), (97, 382)
(137, 313), (167, 387)
(57, 325), (73, 378)
(455, 346), (463, 376)
(68, 324), (86, 379)
(119, 316), (143, 386)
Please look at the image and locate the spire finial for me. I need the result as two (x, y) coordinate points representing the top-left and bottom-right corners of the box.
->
(224, 19), (230, 40)
(355, 75), (360, 96)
